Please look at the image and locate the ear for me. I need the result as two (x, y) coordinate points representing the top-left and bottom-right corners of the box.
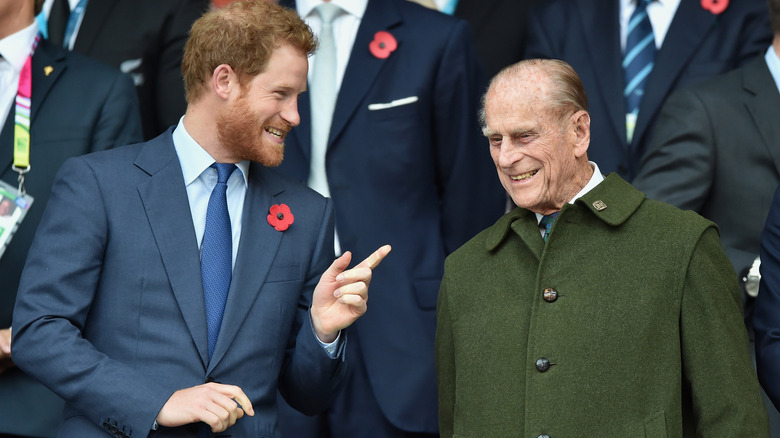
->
(571, 110), (590, 158)
(212, 64), (237, 101)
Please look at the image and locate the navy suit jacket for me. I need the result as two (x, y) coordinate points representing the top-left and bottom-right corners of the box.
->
(277, 0), (505, 432)
(524, 0), (771, 181)
(0, 39), (141, 437)
(755, 185), (780, 412)
(73, 0), (210, 140)
(12, 131), (347, 437)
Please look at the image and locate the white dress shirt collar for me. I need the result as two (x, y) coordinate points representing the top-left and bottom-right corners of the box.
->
(535, 162), (605, 224)
(0, 22), (39, 72)
(764, 45), (780, 94)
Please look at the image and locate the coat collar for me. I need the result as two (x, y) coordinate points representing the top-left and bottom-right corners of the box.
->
(485, 173), (645, 252)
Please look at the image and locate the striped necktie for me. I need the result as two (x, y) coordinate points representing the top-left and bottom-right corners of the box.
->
(623, 0), (656, 142)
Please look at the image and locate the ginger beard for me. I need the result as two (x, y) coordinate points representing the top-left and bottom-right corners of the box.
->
(216, 94), (288, 167)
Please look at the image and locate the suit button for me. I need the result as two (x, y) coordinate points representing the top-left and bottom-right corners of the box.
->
(109, 425), (118, 433)
(536, 357), (551, 372)
(206, 376), (215, 383)
(542, 288), (558, 302)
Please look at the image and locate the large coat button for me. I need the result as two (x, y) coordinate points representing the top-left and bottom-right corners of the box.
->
(542, 288), (558, 302)
(536, 357), (551, 372)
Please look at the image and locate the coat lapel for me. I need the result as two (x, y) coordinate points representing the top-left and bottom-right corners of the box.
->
(742, 56), (780, 176)
(207, 164), (286, 371)
(327, 0), (402, 146)
(135, 134), (210, 368)
(635, 0), (715, 148)
(72, 0), (119, 54)
(577, 0), (625, 147)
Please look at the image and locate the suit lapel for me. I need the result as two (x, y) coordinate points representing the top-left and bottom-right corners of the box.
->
(743, 56), (780, 176)
(208, 164), (285, 371)
(327, 0), (402, 146)
(72, 0), (119, 53)
(577, 0), (625, 147)
(135, 134), (210, 368)
(635, 0), (715, 148)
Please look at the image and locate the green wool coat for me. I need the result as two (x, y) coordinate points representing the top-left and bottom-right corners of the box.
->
(436, 174), (769, 437)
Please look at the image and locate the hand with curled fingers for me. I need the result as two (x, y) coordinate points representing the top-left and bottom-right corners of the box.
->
(156, 382), (254, 433)
(311, 245), (392, 343)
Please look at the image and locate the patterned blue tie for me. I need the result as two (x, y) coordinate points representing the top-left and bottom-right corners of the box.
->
(540, 212), (559, 242)
(623, 0), (656, 141)
(201, 163), (236, 362)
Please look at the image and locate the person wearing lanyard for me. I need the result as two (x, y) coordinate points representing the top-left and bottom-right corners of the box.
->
(0, 0), (142, 436)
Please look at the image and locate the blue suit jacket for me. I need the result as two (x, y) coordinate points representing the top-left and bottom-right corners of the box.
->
(524, 0), (771, 181)
(11, 131), (347, 438)
(0, 39), (142, 437)
(276, 0), (505, 432)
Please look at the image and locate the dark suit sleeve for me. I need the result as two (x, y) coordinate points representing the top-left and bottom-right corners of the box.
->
(91, 71), (144, 151)
(12, 157), (170, 437)
(278, 198), (348, 415)
(435, 275), (455, 437)
(433, 20), (504, 254)
(755, 186), (780, 411)
(633, 88), (714, 211)
(681, 226), (770, 435)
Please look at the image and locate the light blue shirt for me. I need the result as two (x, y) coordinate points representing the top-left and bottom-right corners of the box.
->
(171, 118), (339, 355)
(764, 45), (780, 94)
(172, 118), (248, 267)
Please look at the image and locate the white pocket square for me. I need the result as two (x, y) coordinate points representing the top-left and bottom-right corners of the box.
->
(367, 96), (419, 111)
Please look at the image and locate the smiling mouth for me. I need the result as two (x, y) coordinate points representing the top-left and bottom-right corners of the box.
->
(265, 126), (286, 139)
(510, 169), (538, 181)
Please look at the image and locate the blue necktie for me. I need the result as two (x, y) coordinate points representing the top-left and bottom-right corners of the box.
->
(539, 212), (559, 242)
(201, 163), (236, 362)
(623, 0), (655, 141)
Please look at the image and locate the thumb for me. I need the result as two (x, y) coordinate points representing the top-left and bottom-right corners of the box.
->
(324, 251), (352, 280)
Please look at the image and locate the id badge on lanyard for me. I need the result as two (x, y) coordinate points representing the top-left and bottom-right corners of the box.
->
(0, 35), (39, 259)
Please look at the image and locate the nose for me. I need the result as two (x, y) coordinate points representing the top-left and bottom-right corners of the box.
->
(281, 97), (301, 127)
(496, 142), (521, 169)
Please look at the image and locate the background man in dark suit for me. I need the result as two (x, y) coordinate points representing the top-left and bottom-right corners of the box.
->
(524, 0), (772, 181)
(274, 0), (505, 436)
(452, 0), (544, 79)
(437, 58), (769, 437)
(0, 0), (142, 435)
(628, 2), (780, 432)
(11, 1), (389, 436)
(756, 185), (780, 423)
(39, 0), (211, 140)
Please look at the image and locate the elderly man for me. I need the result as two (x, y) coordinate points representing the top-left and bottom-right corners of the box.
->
(11, 1), (390, 437)
(435, 58), (769, 437)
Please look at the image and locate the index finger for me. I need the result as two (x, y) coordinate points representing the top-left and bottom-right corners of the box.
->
(356, 245), (392, 270)
(216, 384), (255, 416)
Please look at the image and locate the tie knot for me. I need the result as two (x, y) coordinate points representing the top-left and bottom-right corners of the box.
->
(636, 0), (652, 10)
(212, 163), (237, 184)
(316, 2), (343, 24)
(539, 212), (559, 229)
